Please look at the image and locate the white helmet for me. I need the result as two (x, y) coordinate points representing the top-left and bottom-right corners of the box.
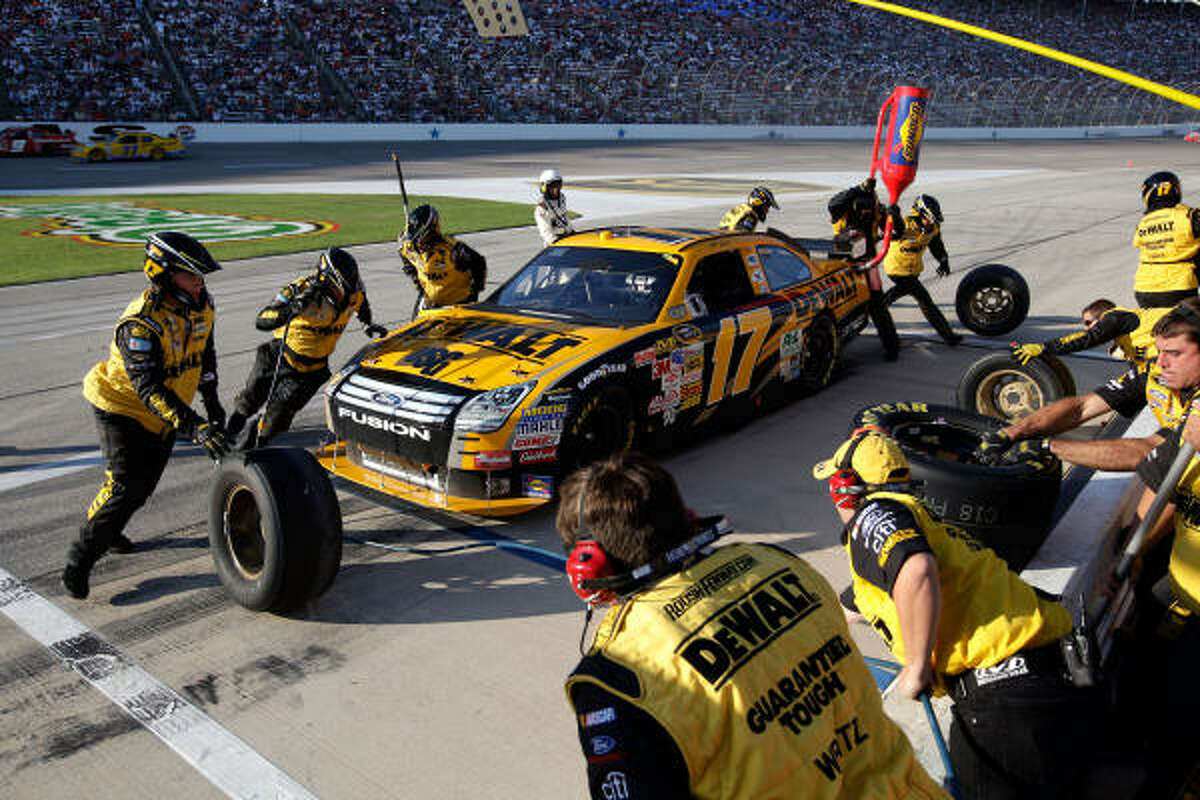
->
(539, 168), (563, 196)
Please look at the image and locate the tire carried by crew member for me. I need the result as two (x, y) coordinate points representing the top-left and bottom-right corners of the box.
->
(208, 447), (342, 612)
(955, 264), (1030, 336)
(956, 351), (1074, 423)
(851, 402), (1061, 571)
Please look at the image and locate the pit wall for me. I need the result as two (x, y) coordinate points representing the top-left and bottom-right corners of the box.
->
(6, 121), (1197, 144)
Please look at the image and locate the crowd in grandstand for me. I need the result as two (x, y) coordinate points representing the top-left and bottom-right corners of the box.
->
(1, 0), (1196, 125)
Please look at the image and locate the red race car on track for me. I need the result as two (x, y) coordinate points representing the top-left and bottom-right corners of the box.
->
(0, 124), (79, 156)
(1185, 129), (1200, 143)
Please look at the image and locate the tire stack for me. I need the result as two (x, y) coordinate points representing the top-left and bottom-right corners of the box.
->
(851, 403), (1061, 571)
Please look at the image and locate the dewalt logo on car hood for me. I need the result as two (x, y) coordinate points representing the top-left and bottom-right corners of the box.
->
(0, 201), (336, 245)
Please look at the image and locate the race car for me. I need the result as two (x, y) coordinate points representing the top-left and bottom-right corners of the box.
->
(0, 124), (79, 156)
(317, 225), (872, 515)
(71, 126), (185, 162)
(1185, 129), (1200, 143)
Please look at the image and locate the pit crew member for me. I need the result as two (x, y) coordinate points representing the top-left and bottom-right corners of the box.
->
(397, 204), (487, 317)
(880, 194), (961, 346)
(535, 168), (575, 245)
(561, 451), (947, 799)
(719, 185), (778, 233)
(828, 177), (904, 361)
(813, 429), (1103, 798)
(979, 298), (1200, 471)
(226, 247), (386, 445)
(1133, 171), (1200, 309)
(62, 232), (229, 599)
(1010, 298), (1168, 374)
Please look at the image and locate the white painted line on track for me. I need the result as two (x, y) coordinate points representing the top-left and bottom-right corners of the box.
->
(0, 450), (104, 493)
(0, 566), (318, 800)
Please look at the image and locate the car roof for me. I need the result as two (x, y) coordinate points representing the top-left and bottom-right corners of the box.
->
(556, 226), (829, 259)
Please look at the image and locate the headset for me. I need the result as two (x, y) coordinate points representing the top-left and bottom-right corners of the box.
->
(565, 476), (730, 606)
(826, 425), (917, 509)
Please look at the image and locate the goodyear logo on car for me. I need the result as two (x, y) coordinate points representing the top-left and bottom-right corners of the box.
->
(0, 201), (336, 245)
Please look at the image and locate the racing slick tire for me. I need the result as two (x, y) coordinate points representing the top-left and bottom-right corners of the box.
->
(797, 313), (840, 394)
(955, 264), (1030, 337)
(208, 447), (342, 613)
(851, 402), (1061, 571)
(557, 384), (635, 475)
(87, 148), (105, 163)
(150, 147), (165, 161)
(956, 352), (1073, 423)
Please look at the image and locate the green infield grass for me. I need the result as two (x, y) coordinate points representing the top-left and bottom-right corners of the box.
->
(0, 194), (534, 286)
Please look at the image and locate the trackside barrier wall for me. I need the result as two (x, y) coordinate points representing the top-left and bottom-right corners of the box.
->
(889, 407), (1158, 786)
(5, 122), (1197, 144)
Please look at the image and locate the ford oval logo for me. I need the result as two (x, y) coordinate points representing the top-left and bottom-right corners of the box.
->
(371, 391), (405, 407)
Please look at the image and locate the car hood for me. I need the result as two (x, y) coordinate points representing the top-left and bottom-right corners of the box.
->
(352, 308), (637, 391)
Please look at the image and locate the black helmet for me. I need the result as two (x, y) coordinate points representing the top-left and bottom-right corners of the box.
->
(914, 194), (943, 224)
(405, 204), (441, 250)
(1142, 171), (1181, 210)
(144, 231), (220, 285)
(317, 247), (359, 296)
(748, 185), (779, 212)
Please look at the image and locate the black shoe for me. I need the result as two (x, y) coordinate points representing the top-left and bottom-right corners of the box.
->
(225, 411), (247, 437)
(61, 562), (91, 599)
(885, 349), (899, 362)
(944, 333), (963, 346)
(109, 533), (138, 554)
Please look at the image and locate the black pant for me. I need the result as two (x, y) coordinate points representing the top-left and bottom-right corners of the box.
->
(867, 289), (899, 360)
(1136, 609), (1200, 799)
(72, 406), (175, 564)
(948, 645), (1103, 799)
(233, 340), (330, 442)
(1135, 288), (1197, 309)
(882, 274), (958, 342)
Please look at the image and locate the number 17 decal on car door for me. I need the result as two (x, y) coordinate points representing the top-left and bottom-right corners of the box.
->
(707, 306), (774, 406)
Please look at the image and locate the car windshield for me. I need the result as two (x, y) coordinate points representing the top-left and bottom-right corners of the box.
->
(486, 246), (678, 325)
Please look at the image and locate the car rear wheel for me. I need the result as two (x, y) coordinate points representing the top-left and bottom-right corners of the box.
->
(557, 385), (635, 475)
(208, 447), (342, 613)
(87, 148), (105, 163)
(150, 147), (165, 161)
(955, 264), (1030, 337)
(796, 314), (840, 393)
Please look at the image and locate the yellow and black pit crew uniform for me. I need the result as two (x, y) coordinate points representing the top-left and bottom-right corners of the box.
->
(1131, 417), (1200, 799)
(398, 233), (486, 315)
(1039, 306), (1167, 373)
(231, 275), (374, 443)
(880, 211), (958, 344)
(842, 491), (1102, 797)
(1133, 203), (1200, 308)
(828, 183), (902, 360)
(75, 285), (220, 565)
(718, 202), (763, 233)
(566, 539), (947, 800)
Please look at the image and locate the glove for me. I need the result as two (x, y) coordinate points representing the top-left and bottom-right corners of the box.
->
(1010, 342), (1045, 366)
(887, 204), (904, 230)
(974, 430), (1012, 465)
(289, 282), (320, 314)
(194, 421), (231, 460)
(202, 393), (226, 431)
(365, 323), (388, 339)
(936, 261), (950, 278)
(1003, 438), (1052, 467)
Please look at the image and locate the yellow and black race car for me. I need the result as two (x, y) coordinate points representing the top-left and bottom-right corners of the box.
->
(71, 125), (186, 162)
(318, 226), (872, 515)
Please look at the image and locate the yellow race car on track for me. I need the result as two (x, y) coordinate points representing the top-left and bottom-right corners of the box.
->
(318, 226), (872, 516)
(71, 125), (185, 162)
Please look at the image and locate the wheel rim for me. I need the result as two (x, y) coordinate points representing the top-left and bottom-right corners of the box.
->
(974, 368), (1045, 420)
(88, 150), (102, 162)
(801, 319), (836, 384)
(223, 485), (265, 580)
(968, 285), (1014, 327)
(151, 149), (163, 161)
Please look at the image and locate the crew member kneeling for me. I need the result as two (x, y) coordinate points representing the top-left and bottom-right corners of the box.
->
(561, 451), (946, 799)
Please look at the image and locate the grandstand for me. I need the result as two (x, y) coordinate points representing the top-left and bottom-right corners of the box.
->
(0, 0), (1196, 127)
